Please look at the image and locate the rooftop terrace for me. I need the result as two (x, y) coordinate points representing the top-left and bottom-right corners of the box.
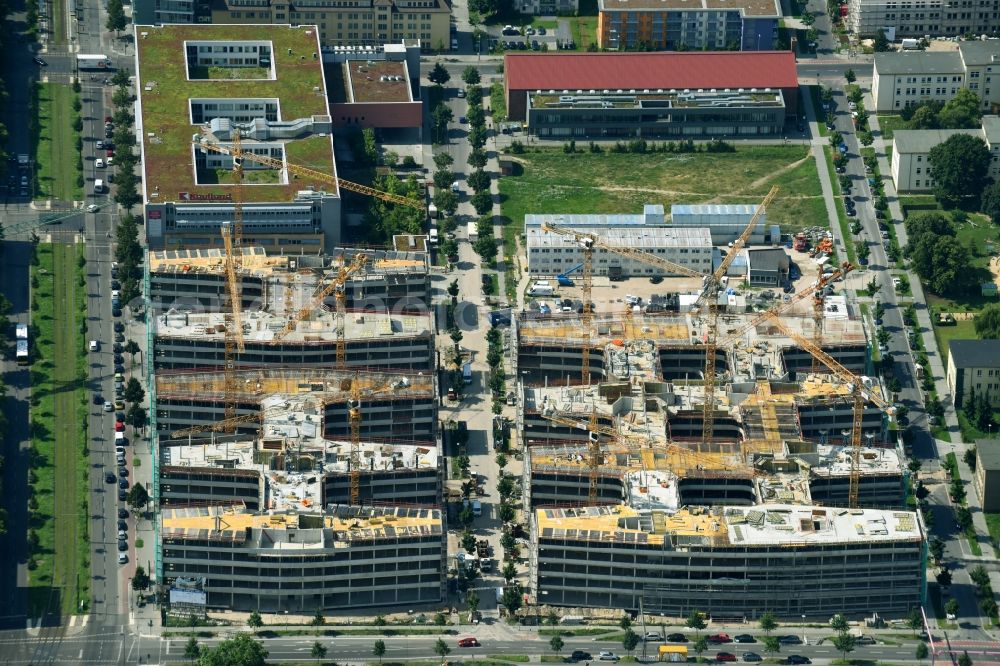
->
(135, 24), (336, 204)
(535, 503), (922, 548)
(344, 60), (411, 103)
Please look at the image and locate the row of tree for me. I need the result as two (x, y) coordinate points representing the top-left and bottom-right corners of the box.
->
(899, 89), (983, 131)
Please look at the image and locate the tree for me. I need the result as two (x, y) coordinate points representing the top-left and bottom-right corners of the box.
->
(433, 152), (454, 170)
(907, 608), (923, 635)
(467, 588), (480, 615)
(622, 630), (640, 656)
(310, 642), (327, 660)
(131, 565), (150, 590)
(467, 169), (490, 193)
(692, 636), (709, 660)
(434, 637), (451, 659)
(196, 633), (267, 666)
(937, 568), (953, 587)
(372, 639), (386, 663)
(495, 452), (508, 468)
(971, 564), (990, 587)
(105, 0), (127, 34)
(916, 642), (929, 659)
(498, 502), (516, 523)
(184, 636), (201, 661)
(929, 133), (992, 206)
(759, 611), (777, 635)
(428, 62), (451, 87)
(976, 303), (1000, 339)
(686, 610), (706, 636)
(832, 633), (856, 661)
(762, 636), (781, 656)
(550, 635), (565, 657)
(939, 88), (982, 129)
(124, 339), (140, 364)
(471, 190), (493, 215)
(462, 66), (482, 86)
(908, 105), (939, 129)
(830, 614), (849, 635)
(374, 614), (387, 627)
(946, 598), (960, 618)
(311, 608), (325, 626)
(502, 560), (517, 583)
(126, 483), (149, 511)
(431, 104), (454, 144)
(959, 651), (973, 666)
(498, 475), (515, 500)
(433, 189), (459, 217)
(467, 148), (488, 170)
(874, 28), (891, 51)
(501, 584), (523, 614)
(620, 614), (632, 631)
(845, 69), (856, 83)
(461, 530), (477, 553)
(126, 404), (147, 430)
(929, 537), (946, 563)
(501, 532), (516, 552)
(547, 609), (559, 626)
(247, 610), (263, 629)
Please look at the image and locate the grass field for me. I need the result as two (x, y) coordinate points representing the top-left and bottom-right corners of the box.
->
(34, 83), (82, 202)
(28, 243), (90, 617)
(821, 146), (855, 264)
(876, 114), (908, 141)
(499, 145), (824, 235)
(932, 319), (976, 369)
(986, 513), (1000, 556)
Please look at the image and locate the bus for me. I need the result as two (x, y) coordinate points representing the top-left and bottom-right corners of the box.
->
(658, 645), (688, 662)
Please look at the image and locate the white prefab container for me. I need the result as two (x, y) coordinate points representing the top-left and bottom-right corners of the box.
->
(468, 221), (478, 241)
(77, 54), (113, 69)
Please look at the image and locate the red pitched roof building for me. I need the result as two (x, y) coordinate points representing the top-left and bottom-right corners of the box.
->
(503, 51), (800, 139)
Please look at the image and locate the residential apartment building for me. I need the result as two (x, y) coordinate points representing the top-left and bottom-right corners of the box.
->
(597, 0), (781, 51)
(871, 41), (1000, 112)
(530, 503), (925, 618)
(890, 116), (1000, 191)
(209, 0), (450, 51)
(514, 0), (579, 13)
(974, 441), (1000, 512)
(846, 0), (1000, 38)
(947, 339), (1000, 408)
(161, 504), (445, 612)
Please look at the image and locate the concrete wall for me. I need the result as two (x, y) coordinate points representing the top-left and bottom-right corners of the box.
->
(330, 101), (422, 129)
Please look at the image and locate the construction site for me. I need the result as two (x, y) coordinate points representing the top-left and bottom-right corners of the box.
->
(509, 187), (926, 619)
(148, 247), (435, 373)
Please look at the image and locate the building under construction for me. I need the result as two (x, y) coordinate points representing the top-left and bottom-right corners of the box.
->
(148, 248), (435, 373)
(161, 504), (445, 612)
(529, 502), (925, 618)
(161, 393), (441, 509)
(154, 368), (438, 443)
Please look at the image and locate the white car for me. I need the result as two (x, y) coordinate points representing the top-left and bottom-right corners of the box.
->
(89, 339), (99, 352)
(107, 157), (114, 166)
(95, 158), (105, 168)
(87, 204), (99, 213)
(111, 290), (120, 299)
(892, 277), (902, 288)
(599, 652), (620, 662)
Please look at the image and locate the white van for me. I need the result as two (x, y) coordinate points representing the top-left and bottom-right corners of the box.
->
(94, 179), (105, 194)
(528, 281), (554, 296)
(471, 499), (482, 517)
(89, 340), (99, 352)
(95, 158), (105, 168)
(429, 228), (439, 245)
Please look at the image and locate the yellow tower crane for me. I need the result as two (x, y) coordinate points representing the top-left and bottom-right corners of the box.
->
(763, 314), (894, 507)
(271, 253), (369, 369)
(221, 128), (247, 431)
(695, 185), (779, 445)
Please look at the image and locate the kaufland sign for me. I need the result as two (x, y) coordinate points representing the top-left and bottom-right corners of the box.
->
(178, 192), (232, 201)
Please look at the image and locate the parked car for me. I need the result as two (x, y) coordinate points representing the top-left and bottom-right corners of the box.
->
(118, 541), (128, 552)
(778, 636), (802, 645)
(34, 57), (47, 66)
(598, 652), (620, 662)
(666, 633), (688, 643)
(118, 508), (129, 519)
(118, 478), (129, 490)
(105, 472), (116, 484)
(118, 520), (128, 531)
(743, 653), (762, 662)
(734, 635), (756, 643)
(644, 632), (662, 641)
(708, 634), (732, 644)
(716, 653), (738, 662)
(457, 637), (479, 648)
(570, 651), (592, 662)
(785, 657), (810, 665)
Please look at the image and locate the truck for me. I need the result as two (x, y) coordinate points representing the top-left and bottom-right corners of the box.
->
(527, 281), (554, 296)
(557, 263), (583, 287)
(77, 54), (113, 69)
(477, 540), (491, 571)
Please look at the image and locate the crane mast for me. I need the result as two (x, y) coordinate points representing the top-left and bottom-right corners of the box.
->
(222, 128), (247, 431)
(699, 186), (778, 445)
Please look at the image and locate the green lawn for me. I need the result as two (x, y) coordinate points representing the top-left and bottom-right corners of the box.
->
(876, 114), (908, 141)
(499, 145), (824, 235)
(821, 146), (854, 264)
(34, 83), (82, 202)
(986, 513), (1000, 556)
(27, 243), (90, 618)
(51, 0), (66, 45)
(932, 319), (976, 369)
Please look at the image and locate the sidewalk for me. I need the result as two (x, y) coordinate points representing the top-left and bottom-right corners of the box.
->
(800, 83), (851, 262)
(865, 92), (994, 557)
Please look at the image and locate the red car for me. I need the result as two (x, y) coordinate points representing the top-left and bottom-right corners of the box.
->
(708, 634), (732, 644)
(105, 116), (113, 124)
(106, 149), (115, 157)
(115, 420), (125, 432)
(716, 653), (737, 662)
(457, 637), (480, 648)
